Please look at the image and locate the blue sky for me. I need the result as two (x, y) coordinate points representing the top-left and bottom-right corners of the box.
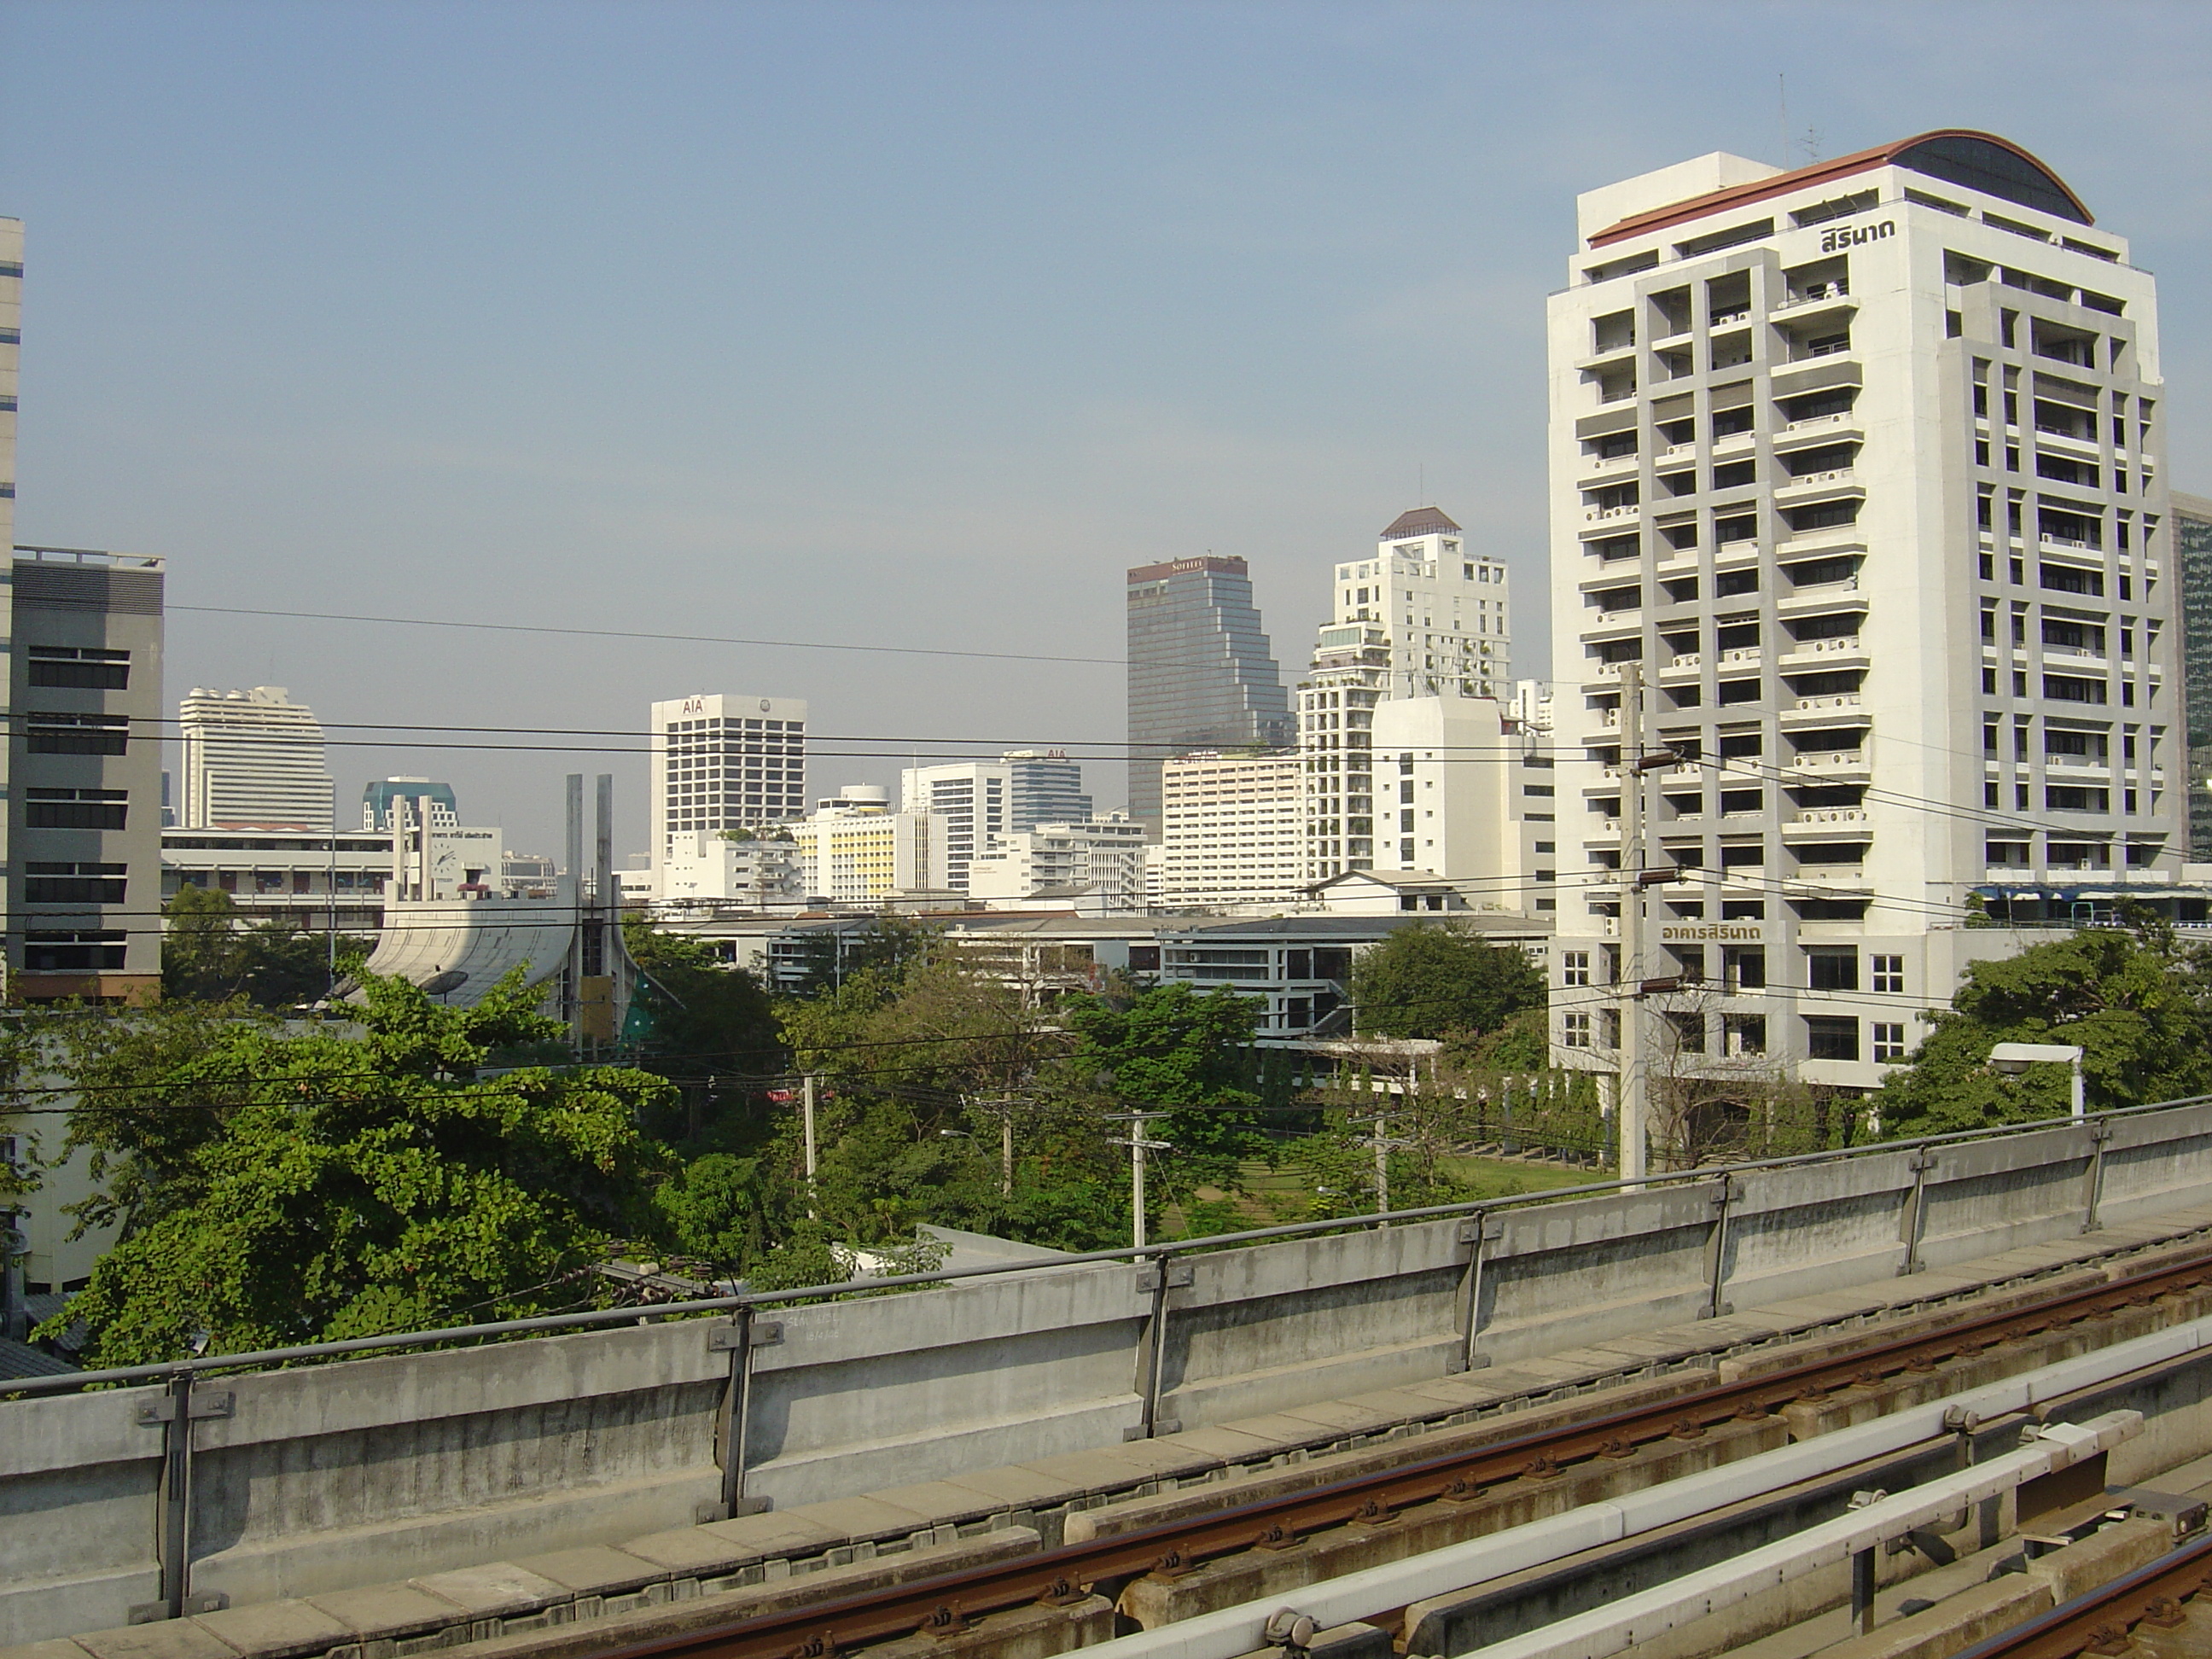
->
(4, 0), (2210, 850)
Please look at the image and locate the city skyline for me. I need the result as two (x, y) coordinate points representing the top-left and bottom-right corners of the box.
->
(8, 5), (2211, 851)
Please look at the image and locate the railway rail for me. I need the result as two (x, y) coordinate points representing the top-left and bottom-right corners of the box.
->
(591, 1239), (2212, 1659)
(1954, 1529), (2212, 1657)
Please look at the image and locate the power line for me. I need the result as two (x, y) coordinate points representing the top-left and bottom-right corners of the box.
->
(159, 605), (1127, 669)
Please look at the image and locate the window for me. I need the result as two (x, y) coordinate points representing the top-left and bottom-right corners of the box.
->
(1788, 500), (1860, 533)
(23, 787), (126, 830)
(1723, 946), (1765, 990)
(1871, 954), (1904, 993)
(26, 713), (129, 754)
(1562, 1012), (1592, 1049)
(1805, 1016), (1860, 1062)
(1562, 950), (1591, 987)
(1871, 1022), (1907, 1063)
(23, 930), (126, 971)
(1807, 948), (1859, 990)
(24, 862), (127, 903)
(26, 646), (130, 690)
(2046, 785), (2110, 812)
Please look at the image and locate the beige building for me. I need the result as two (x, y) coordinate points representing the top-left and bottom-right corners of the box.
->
(1160, 749), (1304, 909)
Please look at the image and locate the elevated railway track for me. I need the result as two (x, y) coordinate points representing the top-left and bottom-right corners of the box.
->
(578, 1243), (2212, 1659)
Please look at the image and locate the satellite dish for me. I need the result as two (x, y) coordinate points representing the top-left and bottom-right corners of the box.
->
(420, 969), (469, 997)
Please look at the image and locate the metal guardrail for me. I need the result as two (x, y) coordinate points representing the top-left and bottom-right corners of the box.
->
(8, 1091), (2209, 1404)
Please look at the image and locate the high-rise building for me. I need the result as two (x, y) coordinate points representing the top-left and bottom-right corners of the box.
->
(1002, 749), (1091, 830)
(897, 750), (1091, 891)
(1547, 131), (2179, 1097)
(1330, 508), (1513, 700)
(2173, 492), (2212, 859)
(1295, 617), (1389, 887)
(649, 693), (807, 871)
(1126, 556), (1293, 834)
(1160, 749), (1305, 909)
(178, 686), (333, 831)
(0, 224), (167, 1011)
(364, 776), (458, 831)
(1298, 506), (1520, 889)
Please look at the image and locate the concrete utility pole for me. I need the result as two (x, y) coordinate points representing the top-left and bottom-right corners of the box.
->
(1353, 1101), (1415, 1224)
(801, 1073), (819, 1217)
(1107, 1111), (1173, 1248)
(1618, 661), (1649, 1185)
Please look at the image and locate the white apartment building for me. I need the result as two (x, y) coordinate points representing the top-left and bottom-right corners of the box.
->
(900, 760), (1008, 891)
(1333, 507), (1513, 700)
(1160, 749), (1304, 909)
(789, 801), (946, 905)
(649, 693), (807, 871)
(178, 686), (335, 831)
(968, 816), (1150, 911)
(656, 830), (804, 911)
(1546, 130), (2178, 1100)
(1368, 695), (1555, 917)
(1299, 507), (1520, 889)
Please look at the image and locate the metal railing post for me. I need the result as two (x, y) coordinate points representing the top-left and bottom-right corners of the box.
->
(1128, 1249), (1189, 1441)
(160, 1370), (192, 1621)
(1457, 1211), (1500, 1371)
(710, 1306), (780, 1516)
(2082, 1117), (2112, 1235)
(1898, 1145), (1936, 1277)
(1703, 1175), (1739, 1318)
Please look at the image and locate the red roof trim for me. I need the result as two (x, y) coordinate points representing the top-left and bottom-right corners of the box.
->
(1586, 129), (2090, 250)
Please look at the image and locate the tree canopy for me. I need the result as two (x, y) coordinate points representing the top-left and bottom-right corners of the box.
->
(1872, 924), (2212, 1139)
(38, 969), (674, 1365)
(1348, 924), (1547, 1041)
(162, 886), (350, 1008)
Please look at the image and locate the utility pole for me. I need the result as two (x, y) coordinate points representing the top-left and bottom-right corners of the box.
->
(1618, 661), (1649, 1185)
(999, 1103), (1014, 1196)
(1353, 1091), (1415, 1224)
(1106, 1111), (1173, 1248)
(1615, 662), (1682, 1186)
(800, 1073), (819, 1217)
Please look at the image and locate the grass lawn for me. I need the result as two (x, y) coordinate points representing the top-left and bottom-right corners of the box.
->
(1161, 1152), (1597, 1236)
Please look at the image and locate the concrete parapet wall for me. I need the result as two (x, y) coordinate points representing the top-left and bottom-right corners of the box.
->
(6, 1101), (2212, 1645)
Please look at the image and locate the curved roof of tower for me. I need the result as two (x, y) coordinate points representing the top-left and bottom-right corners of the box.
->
(1381, 507), (1462, 538)
(1588, 129), (2090, 249)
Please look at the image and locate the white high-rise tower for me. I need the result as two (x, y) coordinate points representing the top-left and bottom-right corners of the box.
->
(1546, 131), (2178, 1102)
(649, 693), (808, 872)
(178, 686), (335, 831)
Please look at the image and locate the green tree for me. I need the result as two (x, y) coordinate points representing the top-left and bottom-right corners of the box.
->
(38, 969), (676, 1365)
(1061, 981), (1270, 1167)
(621, 915), (783, 1141)
(161, 886), (348, 1008)
(785, 916), (940, 997)
(1873, 926), (2212, 1139)
(1350, 924), (1547, 1041)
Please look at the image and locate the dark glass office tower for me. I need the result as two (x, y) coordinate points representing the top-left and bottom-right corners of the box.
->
(1126, 556), (1293, 835)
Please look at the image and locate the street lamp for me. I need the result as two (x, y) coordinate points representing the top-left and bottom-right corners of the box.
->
(1988, 1042), (2086, 1121)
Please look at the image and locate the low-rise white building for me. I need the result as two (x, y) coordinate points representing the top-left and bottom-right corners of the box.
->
(1160, 750), (1304, 910)
(968, 816), (1150, 911)
(657, 830), (804, 911)
(162, 828), (393, 933)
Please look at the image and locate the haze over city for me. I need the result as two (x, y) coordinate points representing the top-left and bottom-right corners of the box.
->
(7, 1), (2212, 847)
